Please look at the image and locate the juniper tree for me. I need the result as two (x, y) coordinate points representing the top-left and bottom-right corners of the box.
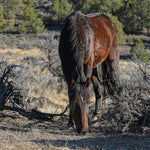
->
(18, 6), (45, 34)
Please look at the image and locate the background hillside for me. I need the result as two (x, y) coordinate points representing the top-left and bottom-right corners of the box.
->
(0, 0), (149, 35)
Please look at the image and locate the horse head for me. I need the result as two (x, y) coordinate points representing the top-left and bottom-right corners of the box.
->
(69, 78), (91, 133)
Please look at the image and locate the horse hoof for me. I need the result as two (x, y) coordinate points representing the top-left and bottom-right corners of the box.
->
(67, 122), (74, 128)
(92, 114), (101, 123)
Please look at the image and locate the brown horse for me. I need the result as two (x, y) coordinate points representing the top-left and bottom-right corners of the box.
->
(58, 11), (120, 133)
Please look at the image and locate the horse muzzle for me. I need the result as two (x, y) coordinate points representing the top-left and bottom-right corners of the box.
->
(73, 103), (89, 134)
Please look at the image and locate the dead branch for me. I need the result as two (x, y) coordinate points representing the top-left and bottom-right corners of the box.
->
(30, 105), (69, 120)
(101, 62), (150, 133)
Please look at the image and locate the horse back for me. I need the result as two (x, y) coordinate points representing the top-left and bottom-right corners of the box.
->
(86, 14), (118, 68)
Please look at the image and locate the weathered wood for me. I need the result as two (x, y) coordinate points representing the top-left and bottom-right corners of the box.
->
(30, 105), (69, 120)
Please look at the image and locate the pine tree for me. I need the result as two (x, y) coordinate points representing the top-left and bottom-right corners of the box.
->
(141, 0), (150, 34)
(23, 0), (34, 7)
(0, 4), (6, 32)
(76, 0), (93, 13)
(111, 16), (126, 45)
(76, 0), (123, 14)
(18, 6), (45, 34)
(130, 38), (149, 63)
(51, 0), (73, 22)
(119, 0), (150, 33)
(2, 0), (22, 19)
(0, 0), (23, 31)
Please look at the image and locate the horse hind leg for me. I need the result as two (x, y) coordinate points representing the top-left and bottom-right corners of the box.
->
(92, 67), (102, 120)
(102, 34), (120, 96)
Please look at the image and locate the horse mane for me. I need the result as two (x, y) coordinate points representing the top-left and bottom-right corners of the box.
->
(59, 11), (89, 84)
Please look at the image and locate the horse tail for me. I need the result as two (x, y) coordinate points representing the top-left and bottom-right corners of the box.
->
(101, 32), (121, 97)
(102, 61), (120, 98)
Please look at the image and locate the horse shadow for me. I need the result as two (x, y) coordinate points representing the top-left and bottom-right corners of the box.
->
(31, 135), (149, 149)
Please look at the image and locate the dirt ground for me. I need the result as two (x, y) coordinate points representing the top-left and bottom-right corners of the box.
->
(0, 108), (150, 150)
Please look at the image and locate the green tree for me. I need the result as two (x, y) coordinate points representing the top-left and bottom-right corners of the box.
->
(51, 0), (73, 22)
(76, 0), (93, 13)
(135, 0), (147, 31)
(18, 6), (45, 34)
(0, 4), (6, 32)
(119, 0), (150, 33)
(23, 0), (35, 7)
(144, 0), (150, 34)
(111, 16), (126, 45)
(120, 0), (138, 33)
(1, 0), (22, 19)
(76, 0), (123, 15)
(130, 38), (149, 63)
(0, 0), (23, 31)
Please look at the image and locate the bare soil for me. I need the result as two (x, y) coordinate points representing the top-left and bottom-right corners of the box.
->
(0, 108), (150, 150)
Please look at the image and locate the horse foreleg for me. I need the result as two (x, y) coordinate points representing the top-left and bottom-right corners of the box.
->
(68, 97), (74, 127)
(68, 110), (74, 127)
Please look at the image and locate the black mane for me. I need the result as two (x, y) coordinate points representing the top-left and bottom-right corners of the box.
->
(59, 11), (87, 84)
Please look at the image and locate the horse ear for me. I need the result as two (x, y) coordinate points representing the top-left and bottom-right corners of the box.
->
(70, 79), (76, 89)
(85, 78), (91, 89)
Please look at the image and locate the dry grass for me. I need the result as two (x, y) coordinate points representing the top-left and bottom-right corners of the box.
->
(38, 85), (69, 114)
(0, 140), (46, 150)
(0, 48), (139, 114)
(119, 60), (138, 77)
(0, 48), (47, 62)
(0, 48), (69, 114)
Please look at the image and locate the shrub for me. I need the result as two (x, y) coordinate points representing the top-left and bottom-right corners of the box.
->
(51, 0), (73, 22)
(111, 16), (126, 45)
(17, 6), (45, 34)
(0, 4), (6, 32)
(18, 24), (26, 33)
(126, 34), (135, 45)
(130, 38), (150, 63)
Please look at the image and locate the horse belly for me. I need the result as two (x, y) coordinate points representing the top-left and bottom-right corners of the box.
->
(93, 46), (110, 68)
